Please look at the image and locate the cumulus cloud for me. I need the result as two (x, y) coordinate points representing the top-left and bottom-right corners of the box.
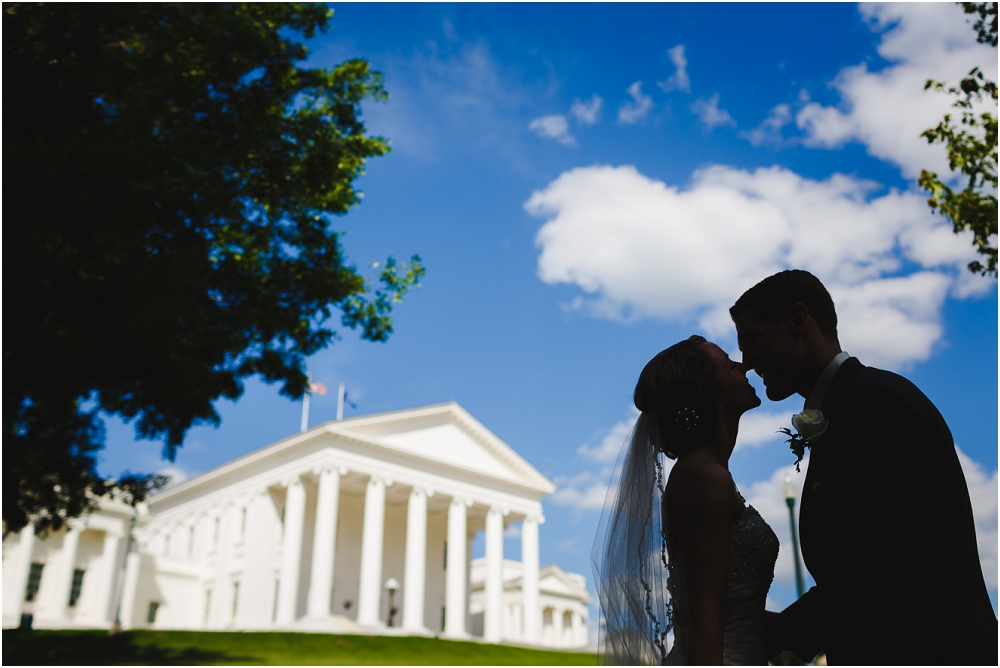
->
(794, 3), (998, 179)
(571, 94), (604, 126)
(526, 163), (993, 370)
(740, 103), (793, 147)
(550, 469), (614, 511)
(657, 44), (691, 94)
(618, 81), (654, 124)
(528, 114), (576, 146)
(957, 447), (998, 590)
(691, 93), (737, 129)
(735, 410), (792, 450)
(577, 410), (638, 463)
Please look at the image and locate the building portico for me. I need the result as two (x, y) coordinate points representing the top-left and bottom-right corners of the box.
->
(2, 403), (591, 649)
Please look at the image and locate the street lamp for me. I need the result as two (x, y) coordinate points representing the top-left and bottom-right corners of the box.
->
(783, 474), (805, 599)
(384, 577), (400, 627)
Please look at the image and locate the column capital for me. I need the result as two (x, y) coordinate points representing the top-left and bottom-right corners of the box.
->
(367, 473), (393, 488)
(450, 496), (473, 508)
(312, 463), (346, 477)
(409, 485), (435, 499)
(282, 474), (304, 489)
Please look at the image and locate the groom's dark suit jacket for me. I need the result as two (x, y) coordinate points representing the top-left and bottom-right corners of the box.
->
(767, 357), (997, 665)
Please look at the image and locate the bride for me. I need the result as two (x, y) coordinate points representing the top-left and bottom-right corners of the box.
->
(593, 335), (779, 665)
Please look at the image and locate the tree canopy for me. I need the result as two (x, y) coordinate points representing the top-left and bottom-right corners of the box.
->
(3, 3), (423, 535)
(919, 2), (998, 277)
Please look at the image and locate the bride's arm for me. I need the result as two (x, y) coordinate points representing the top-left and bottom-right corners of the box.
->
(674, 463), (734, 666)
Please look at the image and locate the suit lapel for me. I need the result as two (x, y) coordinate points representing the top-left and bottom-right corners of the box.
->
(799, 357), (863, 581)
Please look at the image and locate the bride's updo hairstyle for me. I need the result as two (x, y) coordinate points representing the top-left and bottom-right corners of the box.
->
(634, 334), (722, 459)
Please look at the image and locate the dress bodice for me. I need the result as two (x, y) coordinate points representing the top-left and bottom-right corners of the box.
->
(665, 501), (779, 665)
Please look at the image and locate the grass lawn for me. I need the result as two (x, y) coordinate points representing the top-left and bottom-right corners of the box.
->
(2, 629), (599, 665)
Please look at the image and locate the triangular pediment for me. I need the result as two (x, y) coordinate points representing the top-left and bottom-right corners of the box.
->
(149, 402), (554, 508)
(331, 403), (554, 494)
(539, 565), (592, 602)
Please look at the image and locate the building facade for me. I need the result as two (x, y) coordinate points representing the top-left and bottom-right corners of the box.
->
(2, 403), (591, 649)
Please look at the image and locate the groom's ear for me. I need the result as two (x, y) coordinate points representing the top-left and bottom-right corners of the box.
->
(786, 303), (810, 339)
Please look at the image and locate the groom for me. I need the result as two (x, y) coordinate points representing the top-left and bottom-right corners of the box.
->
(730, 270), (996, 665)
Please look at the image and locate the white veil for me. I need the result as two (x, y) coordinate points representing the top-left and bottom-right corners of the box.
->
(591, 412), (673, 665)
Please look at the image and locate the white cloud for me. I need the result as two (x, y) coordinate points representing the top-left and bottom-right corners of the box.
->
(570, 94), (604, 126)
(740, 103), (792, 147)
(526, 163), (994, 370)
(657, 44), (691, 94)
(735, 410), (792, 450)
(577, 409), (638, 463)
(794, 3), (998, 179)
(528, 114), (577, 146)
(618, 81), (654, 124)
(691, 93), (736, 129)
(504, 523), (522, 539)
(957, 447), (998, 590)
(550, 469), (614, 511)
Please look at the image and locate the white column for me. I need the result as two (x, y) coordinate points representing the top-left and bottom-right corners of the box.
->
(521, 514), (541, 644)
(276, 477), (307, 625)
(553, 606), (565, 648)
(356, 475), (389, 626)
(403, 486), (431, 632)
(119, 551), (141, 629)
(571, 609), (582, 647)
(306, 467), (342, 618)
(484, 506), (505, 643)
(96, 530), (124, 624)
(49, 527), (81, 621)
(4, 524), (36, 625)
(444, 498), (468, 638)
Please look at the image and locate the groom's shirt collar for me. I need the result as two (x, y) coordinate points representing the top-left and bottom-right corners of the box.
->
(804, 350), (851, 410)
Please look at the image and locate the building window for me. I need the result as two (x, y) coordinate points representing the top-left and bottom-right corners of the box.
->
(204, 589), (212, 626)
(147, 601), (161, 624)
(68, 569), (85, 607)
(231, 581), (240, 619)
(25, 562), (44, 602)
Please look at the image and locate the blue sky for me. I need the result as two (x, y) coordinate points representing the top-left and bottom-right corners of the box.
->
(99, 2), (998, 623)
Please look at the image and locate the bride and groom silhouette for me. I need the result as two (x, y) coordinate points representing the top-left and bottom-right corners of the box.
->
(594, 270), (997, 666)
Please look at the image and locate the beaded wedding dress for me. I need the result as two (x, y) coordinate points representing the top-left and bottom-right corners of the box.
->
(665, 496), (780, 666)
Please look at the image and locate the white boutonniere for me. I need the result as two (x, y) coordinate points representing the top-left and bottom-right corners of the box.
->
(778, 409), (829, 472)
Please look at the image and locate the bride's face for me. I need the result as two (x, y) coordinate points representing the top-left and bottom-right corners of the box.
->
(702, 342), (760, 414)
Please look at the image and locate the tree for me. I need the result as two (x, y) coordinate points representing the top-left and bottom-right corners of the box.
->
(919, 2), (998, 277)
(3, 4), (423, 536)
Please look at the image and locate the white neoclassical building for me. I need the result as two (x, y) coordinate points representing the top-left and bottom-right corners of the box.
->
(2, 403), (592, 649)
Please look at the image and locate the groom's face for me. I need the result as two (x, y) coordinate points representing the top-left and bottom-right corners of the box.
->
(734, 309), (802, 402)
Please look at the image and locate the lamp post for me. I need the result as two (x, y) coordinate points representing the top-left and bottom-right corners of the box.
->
(783, 474), (805, 599)
(384, 577), (399, 627)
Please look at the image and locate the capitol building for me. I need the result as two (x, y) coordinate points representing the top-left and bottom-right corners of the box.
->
(2, 403), (591, 649)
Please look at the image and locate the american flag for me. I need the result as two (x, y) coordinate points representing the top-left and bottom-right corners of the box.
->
(308, 381), (328, 396)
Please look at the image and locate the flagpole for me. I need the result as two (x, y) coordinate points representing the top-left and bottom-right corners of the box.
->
(337, 382), (345, 421)
(301, 392), (310, 433)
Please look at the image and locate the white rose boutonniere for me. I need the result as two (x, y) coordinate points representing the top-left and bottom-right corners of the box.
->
(779, 409), (829, 472)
